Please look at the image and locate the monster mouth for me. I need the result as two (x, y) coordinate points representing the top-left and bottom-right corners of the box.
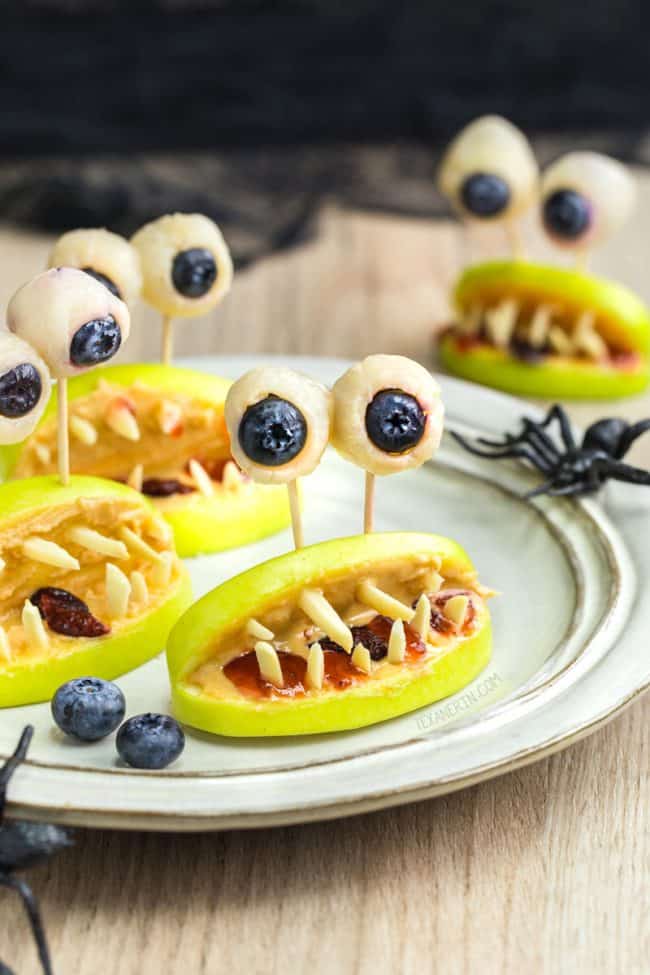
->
(189, 554), (488, 703)
(10, 376), (250, 503)
(445, 260), (650, 371)
(0, 487), (180, 666)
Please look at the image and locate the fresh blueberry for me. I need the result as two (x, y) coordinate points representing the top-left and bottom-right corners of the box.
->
(51, 677), (125, 742)
(171, 247), (217, 298)
(0, 363), (42, 418)
(82, 266), (122, 299)
(543, 189), (591, 240)
(69, 316), (121, 366)
(365, 389), (425, 454)
(238, 395), (307, 466)
(116, 713), (185, 770)
(460, 172), (510, 217)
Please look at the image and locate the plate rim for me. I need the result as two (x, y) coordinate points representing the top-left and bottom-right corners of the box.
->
(3, 354), (648, 830)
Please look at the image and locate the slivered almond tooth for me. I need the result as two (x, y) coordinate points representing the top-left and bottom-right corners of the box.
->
(22, 600), (49, 650)
(387, 619), (406, 664)
(528, 305), (555, 348)
(68, 526), (128, 560)
(298, 589), (353, 653)
(246, 618), (274, 641)
(156, 399), (183, 435)
(151, 551), (173, 587)
(222, 460), (243, 491)
(425, 571), (444, 595)
(351, 643), (372, 675)
(188, 459), (214, 497)
(485, 299), (518, 348)
(443, 594), (470, 626)
(255, 641), (284, 686)
(0, 626), (11, 662)
(105, 398), (140, 441)
(548, 326), (574, 356)
(23, 537), (80, 571)
(458, 304), (482, 337)
(412, 594), (431, 641)
(118, 526), (162, 562)
(356, 580), (414, 622)
(147, 515), (172, 544)
(130, 570), (149, 605)
(105, 563), (131, 618)
(34, 443), (51, 465)
(0, 557), (5, 574)
(127, 464), (144, 492)
(573, 313), (608, 360)
(306, 642), (324, 690)
(70, 414), (98, 446)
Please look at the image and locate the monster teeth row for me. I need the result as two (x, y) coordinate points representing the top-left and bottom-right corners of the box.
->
(461, 299), (611, 359)
(243, 583), (471, 691)
(188, 459), (214, 497)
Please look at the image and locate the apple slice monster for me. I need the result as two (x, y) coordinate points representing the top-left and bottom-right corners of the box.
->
(168, 357), (491, 737)
(437, 120), (650, 399)
(0, 363), (292, 558)
(0, 475), (191, 707)
(167, 532), (492, 737)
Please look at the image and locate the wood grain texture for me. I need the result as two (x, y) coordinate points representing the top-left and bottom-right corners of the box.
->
(2, 174), (650, 974)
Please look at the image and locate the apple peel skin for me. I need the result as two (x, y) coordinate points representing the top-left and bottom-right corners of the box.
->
(0, 476), (192, 708)
(439, 260), (650, 400)
(168, 532), (492, 737)
(0, 363), (291, 557)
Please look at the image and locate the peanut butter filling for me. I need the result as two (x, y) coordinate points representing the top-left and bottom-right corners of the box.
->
(12, 380), (250, 500)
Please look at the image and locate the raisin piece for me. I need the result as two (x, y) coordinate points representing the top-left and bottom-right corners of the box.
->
(141, 478), (195, 497)
(30, 588), (110, 638)
(510, 338), (546, 364)
(313, 615), (393, 661)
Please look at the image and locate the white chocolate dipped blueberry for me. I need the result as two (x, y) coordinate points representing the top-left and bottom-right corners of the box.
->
(0, 331), (52, 444)
(48, 228), (142, 306)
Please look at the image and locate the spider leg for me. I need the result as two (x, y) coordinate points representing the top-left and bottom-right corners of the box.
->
(616, 419), (650, 459)
(0, 874), (53, 975)
(451, 433), (552, 473)
(592, 458), (650, 486)
(524, 478), (587, 499)
(0, 727), (33, 820)
(535, 404), (576, 450)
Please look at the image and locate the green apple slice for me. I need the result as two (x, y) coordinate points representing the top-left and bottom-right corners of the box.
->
(168, 532), (492, 737)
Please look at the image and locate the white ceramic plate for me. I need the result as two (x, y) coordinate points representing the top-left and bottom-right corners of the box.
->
(2, 356), (648, 831)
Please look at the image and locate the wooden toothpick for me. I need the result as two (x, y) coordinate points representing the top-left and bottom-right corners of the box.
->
(364, 471), (375, 533)
(56, 377), (70, 485)
(287, 480), (303, 549)
(161, 315), (174, 367)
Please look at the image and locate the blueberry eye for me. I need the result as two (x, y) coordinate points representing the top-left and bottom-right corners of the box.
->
(171, 248), (217, 298)
(70, 316), (121, 366)
(365, 389), (425, 454)
(82, 267), (122, 300)
(0, 362), (42, 418)
(460, 173), (511, 218)
(543, 189), (592, 240)
(238, 395), (307, 466)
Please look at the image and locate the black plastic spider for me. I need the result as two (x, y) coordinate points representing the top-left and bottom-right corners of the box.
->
(0, 726), (74, 975)
(452, 404), (650, 498)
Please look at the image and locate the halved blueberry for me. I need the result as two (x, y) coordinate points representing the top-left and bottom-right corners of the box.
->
(171, 248), (217, 298)
(460, 173), (510, 218)
(82, 266), (122, 300)
(238, 395), (307, 466)
(365, 389), (425, 454)
(0, 363), (42, 418)
(70, 316), (121, 366)
(543, 189), (591, 240)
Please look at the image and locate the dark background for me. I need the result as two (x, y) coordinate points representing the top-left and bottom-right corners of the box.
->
(0, 0), (647, 258)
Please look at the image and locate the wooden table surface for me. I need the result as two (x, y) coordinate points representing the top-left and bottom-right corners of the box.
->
(2, 184), (650, 974)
